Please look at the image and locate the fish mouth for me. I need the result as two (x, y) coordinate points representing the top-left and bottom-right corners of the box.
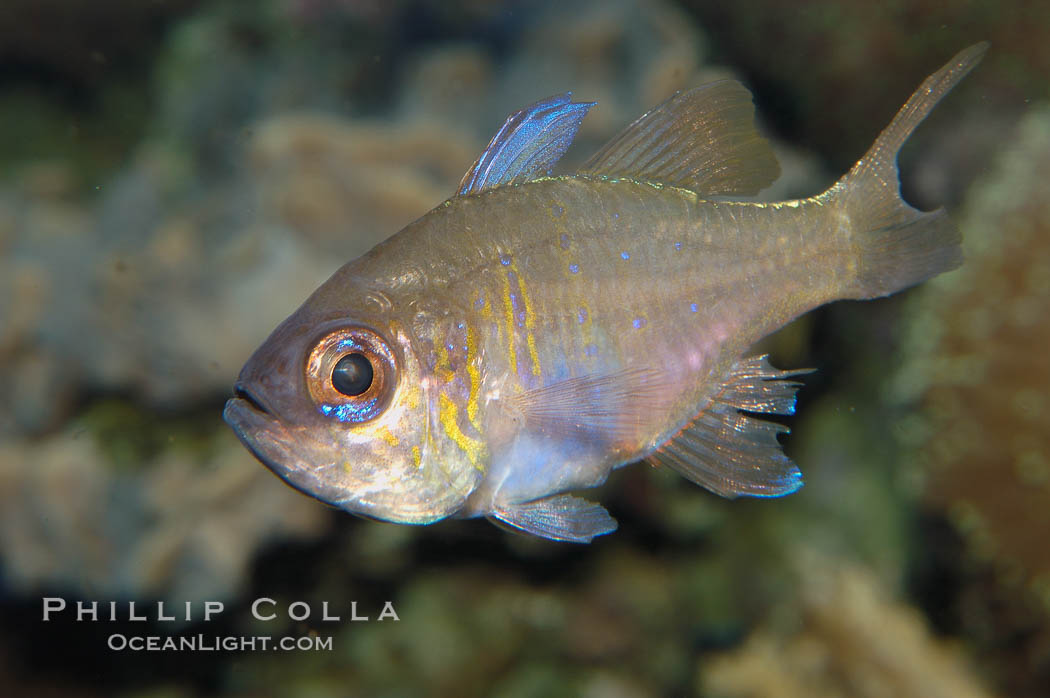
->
(223, 383), (294, 472)
(232, 382), (270, 415)
(223, 385), (351, 507)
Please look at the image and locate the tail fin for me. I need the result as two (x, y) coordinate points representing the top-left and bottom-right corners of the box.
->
(827, 42), (988, 299)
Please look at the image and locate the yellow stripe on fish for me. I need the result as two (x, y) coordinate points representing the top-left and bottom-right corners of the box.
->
(512, 261), (542, 377)
(438, 393), (486, 470)
(434, 342), (455, 383)
(377, 426), (400, 447)
(501, 266), (518, 376)
(466, 324), (482, 428)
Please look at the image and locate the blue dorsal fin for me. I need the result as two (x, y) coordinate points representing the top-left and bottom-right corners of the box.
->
(457, 93), (595, 195)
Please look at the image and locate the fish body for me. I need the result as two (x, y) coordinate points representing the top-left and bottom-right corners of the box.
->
(225, 44), (987, 541)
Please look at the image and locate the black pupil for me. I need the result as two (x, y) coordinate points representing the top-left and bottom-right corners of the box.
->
(332, 353), (373, 396)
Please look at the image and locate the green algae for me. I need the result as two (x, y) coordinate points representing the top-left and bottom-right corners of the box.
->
(75, 398), (225, 471)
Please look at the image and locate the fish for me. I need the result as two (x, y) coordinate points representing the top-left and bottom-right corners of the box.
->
(224, 44), (987, 542)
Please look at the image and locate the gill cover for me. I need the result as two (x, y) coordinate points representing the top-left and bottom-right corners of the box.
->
(225, 277), (482, 525)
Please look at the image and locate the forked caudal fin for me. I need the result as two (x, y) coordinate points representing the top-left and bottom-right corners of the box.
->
(827, 42), (988, 299)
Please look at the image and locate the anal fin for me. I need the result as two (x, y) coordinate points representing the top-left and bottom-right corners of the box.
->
(488, 494), (617, 543)
(650, 355), (811, 498)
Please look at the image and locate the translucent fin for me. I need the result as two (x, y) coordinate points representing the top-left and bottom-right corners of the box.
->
(829, 43), (988, 299)
(847, 210), (962, 298)
(489, 494), (617, 543)
(457, 93), (595, 195)
(649, 355), (811, 498)
(506, 367), (673, 445)
(577, 81), (780, 195)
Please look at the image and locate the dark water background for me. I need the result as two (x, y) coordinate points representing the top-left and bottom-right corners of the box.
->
(1, 1), (1047, 696)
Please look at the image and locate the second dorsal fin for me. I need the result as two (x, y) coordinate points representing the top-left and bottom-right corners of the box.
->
(457, 93), (595, 196)
(577, 81), (780, 196)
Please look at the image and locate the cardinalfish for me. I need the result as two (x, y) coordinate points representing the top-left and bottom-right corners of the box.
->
(225, 44), (987, 542)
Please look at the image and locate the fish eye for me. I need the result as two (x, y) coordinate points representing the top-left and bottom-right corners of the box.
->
(305, 327), (396, 423)
(332, 353), (373, 396)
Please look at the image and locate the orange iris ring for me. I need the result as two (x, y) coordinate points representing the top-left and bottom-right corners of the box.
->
(305, 327), (396, 422)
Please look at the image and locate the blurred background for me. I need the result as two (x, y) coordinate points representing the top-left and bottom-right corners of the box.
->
(0, 0), (1047, 695)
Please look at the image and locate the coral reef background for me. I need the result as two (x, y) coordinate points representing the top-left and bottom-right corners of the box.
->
(0, 0), (1045, 695)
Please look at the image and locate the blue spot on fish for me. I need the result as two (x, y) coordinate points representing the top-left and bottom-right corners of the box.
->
(690, 302), (698, 313)
(457, 321), (465, 329)
(674, 241), (682, 251)
(560, 233), (570, 250)
(320, 399), (378, 423)
(577, 307), (588, 324)
(569, 263), (579, 274)
(612, 212), (619, 220)
(337, 337), (363, 352)
(633, 317), (647, 329)
(500, 254), (512, 266)
(584, 343), (598, 356)
(475, 295), (485, 309)
(621, 251), (630, 260)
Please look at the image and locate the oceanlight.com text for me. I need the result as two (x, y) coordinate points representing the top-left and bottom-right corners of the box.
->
(107, 633), (334, 652)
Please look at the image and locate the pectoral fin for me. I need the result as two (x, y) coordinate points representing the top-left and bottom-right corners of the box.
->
(506, 366), (674, 445)
(650, 355), (811, 497)
(488, 494), (617, 543)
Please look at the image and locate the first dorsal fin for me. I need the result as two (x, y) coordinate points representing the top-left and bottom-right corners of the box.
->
(578, 81), (780, 196)
(649, 355), (811, 498)
(457, 93), (595, 196)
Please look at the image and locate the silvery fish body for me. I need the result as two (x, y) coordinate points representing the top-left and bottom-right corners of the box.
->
(224, 45), (986, 541)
